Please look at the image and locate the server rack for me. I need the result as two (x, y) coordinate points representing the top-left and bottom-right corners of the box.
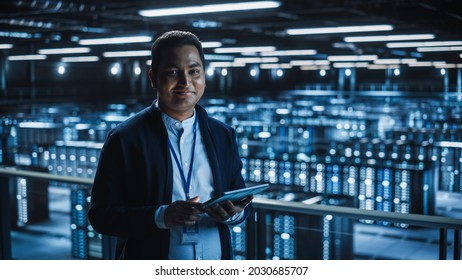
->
(236, 192), (354, 260)
(12, 166), (49, 228)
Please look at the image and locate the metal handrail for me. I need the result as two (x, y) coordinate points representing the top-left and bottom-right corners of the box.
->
(1, 167), (461, 260)
(250, 197), (461, 260)
(0, 167), (93, 186)
(252, 197), (462, 229)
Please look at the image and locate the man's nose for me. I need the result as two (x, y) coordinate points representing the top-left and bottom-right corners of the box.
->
(178, 71), (191, 86)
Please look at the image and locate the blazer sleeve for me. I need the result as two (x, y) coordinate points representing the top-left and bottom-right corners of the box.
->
(87, 131), (160, 238)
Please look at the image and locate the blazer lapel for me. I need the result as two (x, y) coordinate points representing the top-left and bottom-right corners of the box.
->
(198, 114), (223, 195)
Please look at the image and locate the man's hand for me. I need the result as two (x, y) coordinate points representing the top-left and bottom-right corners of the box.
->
(164, 196), (204, 228)
(204, 195), (253, 222)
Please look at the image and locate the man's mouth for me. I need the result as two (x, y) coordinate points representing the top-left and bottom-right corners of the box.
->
(173, 90), (195, 95)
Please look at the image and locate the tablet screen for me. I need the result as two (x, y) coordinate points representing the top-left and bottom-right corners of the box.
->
(202, 183), (269, 208)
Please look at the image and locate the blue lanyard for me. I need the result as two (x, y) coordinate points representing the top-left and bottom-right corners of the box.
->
(167, 116), (198, 200)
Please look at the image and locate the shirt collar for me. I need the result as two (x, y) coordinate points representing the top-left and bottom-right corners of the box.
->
(156, 101), (196, 132)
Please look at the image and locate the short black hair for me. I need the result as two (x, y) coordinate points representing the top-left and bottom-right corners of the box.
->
(150, 30), (205, 75)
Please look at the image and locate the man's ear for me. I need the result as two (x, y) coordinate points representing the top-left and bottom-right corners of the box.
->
(148, 68), (157, 88)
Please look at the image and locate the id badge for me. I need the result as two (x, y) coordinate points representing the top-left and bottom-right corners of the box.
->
(181, 222), (199, 244)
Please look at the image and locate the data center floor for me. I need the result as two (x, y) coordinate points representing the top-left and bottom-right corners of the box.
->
(11, 188), (462, 260)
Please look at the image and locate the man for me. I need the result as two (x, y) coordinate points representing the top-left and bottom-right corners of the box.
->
(88, 30), (253, 260)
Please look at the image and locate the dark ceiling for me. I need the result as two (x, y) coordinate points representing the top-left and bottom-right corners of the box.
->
(1, 0), (461, 65)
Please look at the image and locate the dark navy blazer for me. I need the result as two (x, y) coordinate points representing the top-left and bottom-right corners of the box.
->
(88, 101), (250, 259)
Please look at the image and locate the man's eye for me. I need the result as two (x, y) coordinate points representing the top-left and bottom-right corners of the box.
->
(190, 69), (201, 75)
(164, 70), (177, 77)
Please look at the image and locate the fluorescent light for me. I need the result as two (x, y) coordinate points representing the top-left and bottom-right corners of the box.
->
(373, 58), (417, 64)
(408, 61), (433, 67)
(373, 59), (401, 64)
(214, 46), (276, 53)
(299, 65), (330, 71)
(79, 35), (152, 45)
(61, 56), (100, 62)
(0, 44), (13, 49)
(387, 41), (462, 48)
(103, 50), (151, 57)
(38, 47), (90, 55)
(259, 63), (292, 69)
(333, 62), (369, 68)
(328, 55), (378, 61)
(417, 46), (462, 52)
(434, 64), (458, 69)
(290, 60), (330, 66)
(260, 49), (317, 56)
(139, 1), (280, 17)
(401, 58), (418, 64)
(202, 41), (222, 48)
(234, 57), (278, 63)
(209, 62), (246, 67)
(344, 34), (435, 43)
(8, 54), (47, 61)
(287, 25), (393, 35)
(367, 64), (390, 70)
(205, 54), (234, 61)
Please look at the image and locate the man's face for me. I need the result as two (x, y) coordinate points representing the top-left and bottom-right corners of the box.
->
(149, 45), (205, 120)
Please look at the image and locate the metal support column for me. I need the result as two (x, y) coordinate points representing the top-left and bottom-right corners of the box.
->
(246, 210), (257, 260)
(454, 229), (461, 260)
(439, 228), (447, 260)
(256, 209), (266, 260)
(0, 176), (12, 259)
(457, 68), (461, 93)
(0, 56), (6, 96)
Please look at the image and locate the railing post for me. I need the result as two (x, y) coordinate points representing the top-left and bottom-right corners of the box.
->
(0, 176), (12, 259)
(439, 228), (447, 260)
(256, 209), (266, 260)
(246, 209), (257, 260)
(454, 229), (461, 260)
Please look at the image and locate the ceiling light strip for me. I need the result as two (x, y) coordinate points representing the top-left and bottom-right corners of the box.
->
(344, 34), (435, 43)
(299, 65), (330, 70)
(234, 57), (278, 63)
(8, 54), (47, 61)
(79, 36), (152, 45)
(287, 25), (393, 35)
(387, 41), (462, 48)
(202, 41), (223, 48)
(328, 55), (378, 61)
(38, 47), (90, 54)
(139, 1), (281, 17)
(209, 62), (246, 67)
(61, 56), (100, 62)
(214, 46), (276, 53)
(260, 49), (317, 56)
(0, 44), (13, 49)
(259, 63), (292, 69)
(290, 60), (330, 66)
(333, 62), (369, 68)
(103, 50), (151, 57)
(417, 46), (462, 52)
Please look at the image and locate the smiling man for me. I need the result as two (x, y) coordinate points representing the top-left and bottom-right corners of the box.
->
(88, 30), (253, 260)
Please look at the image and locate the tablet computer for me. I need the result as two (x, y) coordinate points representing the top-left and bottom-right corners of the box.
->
(202, 183), (270, 208)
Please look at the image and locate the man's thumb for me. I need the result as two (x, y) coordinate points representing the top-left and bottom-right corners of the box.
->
(189, 196), (200, 202)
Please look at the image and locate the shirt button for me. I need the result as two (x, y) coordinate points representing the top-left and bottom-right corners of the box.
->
(175, 122), (180, 127)
(184, 162), (188, 167)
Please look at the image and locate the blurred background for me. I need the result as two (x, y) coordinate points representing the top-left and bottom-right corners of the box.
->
(0, 0), (461, 260)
